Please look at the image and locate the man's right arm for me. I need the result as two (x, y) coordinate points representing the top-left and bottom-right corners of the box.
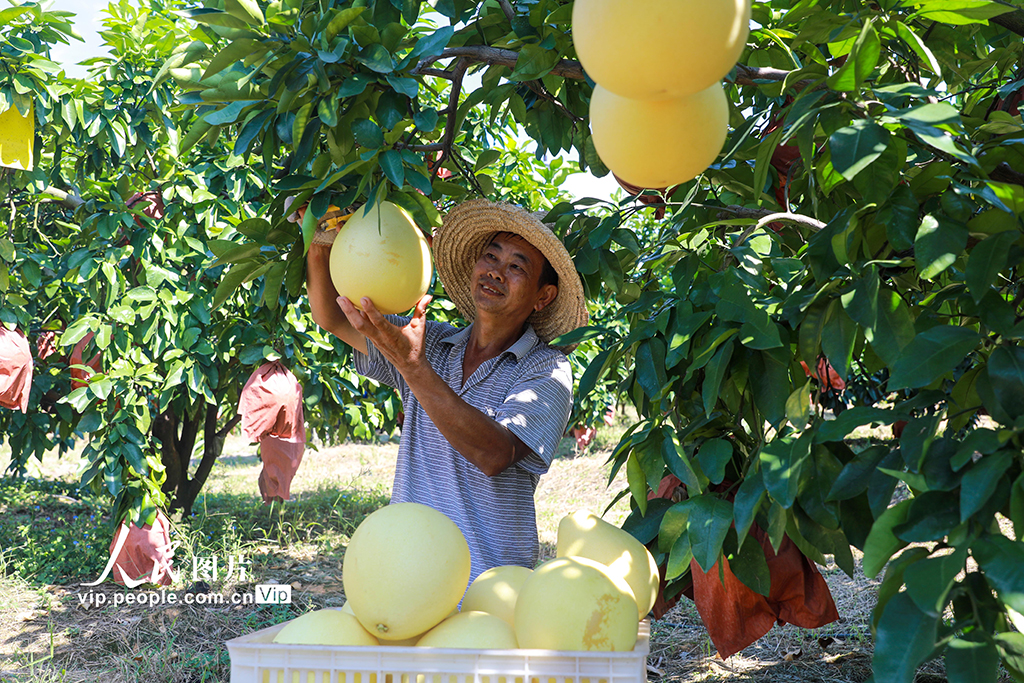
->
(306, 243), (369, 355)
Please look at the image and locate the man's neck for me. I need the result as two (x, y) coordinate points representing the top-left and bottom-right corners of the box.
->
(466, 317), (529, 360)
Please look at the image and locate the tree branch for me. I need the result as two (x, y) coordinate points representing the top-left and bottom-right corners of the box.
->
(992, 2), (1024, 37)
(40, 186), (84, 209)
(414, 46), (585, 80)
(754, 211), (826, 231)
(498, 0), (515, 22)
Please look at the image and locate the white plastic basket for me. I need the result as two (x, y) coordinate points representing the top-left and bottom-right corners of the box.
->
(226, 620), (650, 683)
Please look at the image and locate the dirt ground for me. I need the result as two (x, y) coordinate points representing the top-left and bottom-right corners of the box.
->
(0, 433), (887, 683)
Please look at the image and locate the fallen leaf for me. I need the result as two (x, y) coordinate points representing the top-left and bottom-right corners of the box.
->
(784, 647), (803, 661)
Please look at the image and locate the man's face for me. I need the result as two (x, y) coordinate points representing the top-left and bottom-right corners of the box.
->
(471, 232), (557, 323)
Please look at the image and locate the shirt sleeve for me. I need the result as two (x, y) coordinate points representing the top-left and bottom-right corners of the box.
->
(495, 351), (573, 476)
(351, 315), (411, 390)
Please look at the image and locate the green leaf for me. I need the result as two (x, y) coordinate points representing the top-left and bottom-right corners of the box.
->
(324, 7), (365, 42)
(829, 120), (890, 180)
(961, 452), (1013, 522)
(635, 337), (668, 400)
(701, 340), (733, 415)
(816, 407), (907, 443)
(380, 149), (405, 187)
(872, 592), (939, 683)
(697, 439), (732, 485)
(982, 346), (1024, 422)
(872, 288), (917, 366)
(728, 530), (771, 596)
(916, 214), (968, 280)
(826, 21), (880, 91)
(666, 527), (693, 580)
(888, 326), (981, 390)
(356, 44), (394, 73)
(716, 282), (782, 349)
(972, 536), (1024, 613)
(910, 0), (1016, 25)
(511, 43), (560, 81)
(687, 494), (733, 572)
(821, 304), (857, 379)
(946, 638), (999, 683)
(895, 21), (942, 77)
(904, 546), (966, 616)
(786, 381), (812, 430)
(995, 632), (1024, 680)
(733, 469), (766, 549)
(966, 230), (1017, 304)
(408, 26), (454, 61)
(224, 0), (264, 25)
(352, 118), (384, 149)
(626, 451), (649, 516)
(863, 498), (913, 578)
(827, 445), (889, 501)
(759, 432), (812, 509)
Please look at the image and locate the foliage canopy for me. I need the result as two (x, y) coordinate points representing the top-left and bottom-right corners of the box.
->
(4, 0), (1024, 679)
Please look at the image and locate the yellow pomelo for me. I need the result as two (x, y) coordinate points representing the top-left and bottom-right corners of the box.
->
(556, 511), (659, 620)
(514, 557), (638, 651)
(461, 565), (533, 627)
(272, 609), (379, 646)
(343, 503), (471, 640)
(329, 201), (433, 314)
(589, 82), (729, 190)
(416, 611), (519, 649)
(572, 0), (750, 100)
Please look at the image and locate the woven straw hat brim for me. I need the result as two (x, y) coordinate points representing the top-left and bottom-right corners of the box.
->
(435, 199), (589, 353)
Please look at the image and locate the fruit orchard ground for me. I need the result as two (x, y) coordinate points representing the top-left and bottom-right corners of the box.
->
(0, 418), (981, 683)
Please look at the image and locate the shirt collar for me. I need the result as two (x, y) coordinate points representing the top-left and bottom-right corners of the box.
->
(440, 323), (540, 360)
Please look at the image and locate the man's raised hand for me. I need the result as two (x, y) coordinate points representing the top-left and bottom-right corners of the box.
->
(337, 294), (433, 379)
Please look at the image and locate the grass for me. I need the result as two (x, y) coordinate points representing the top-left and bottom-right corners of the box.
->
(0, 410), (991, 683)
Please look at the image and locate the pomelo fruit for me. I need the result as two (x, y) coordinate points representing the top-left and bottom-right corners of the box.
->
(461, 565), (533, 627)
(342, 503), (470, 641)
(556, 511), (659, 619)
(589, 82), (729, 189)
(572, 0), (751, 100)
(272, 608), (379, 645)
(329, 201), (433, 314)
(416, 611), (519, 649)
(514, 557), (638, 651)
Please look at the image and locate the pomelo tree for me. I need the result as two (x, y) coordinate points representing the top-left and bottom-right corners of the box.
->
(0, 0), (408, 521)
(173, 0), (1024, 679)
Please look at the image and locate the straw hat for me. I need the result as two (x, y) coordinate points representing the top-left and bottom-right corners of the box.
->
(434, 199), (589, 353)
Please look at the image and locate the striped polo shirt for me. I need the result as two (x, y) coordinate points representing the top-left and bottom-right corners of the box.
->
(354, 316), (573, 583)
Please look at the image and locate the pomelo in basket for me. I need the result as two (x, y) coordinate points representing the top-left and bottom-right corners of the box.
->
(572, 0), (750, 100)
(514, 556), (638, 651)
(272, 608), (379, 645)
(556, 511), (659, 619)
(329, 201), (432, 314)
(343, 502), (470, 641)
(416, 611), (518, 649)
(589, 82), (729, 189)
(461, 565), (533, 627)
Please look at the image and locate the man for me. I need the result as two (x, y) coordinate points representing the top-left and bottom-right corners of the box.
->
(306, 198), (588, 581)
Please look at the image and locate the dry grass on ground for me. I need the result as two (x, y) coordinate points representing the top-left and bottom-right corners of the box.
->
(1, 424), (889, 683)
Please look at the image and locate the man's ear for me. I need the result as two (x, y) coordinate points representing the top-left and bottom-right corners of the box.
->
(534, 283), (558, 312)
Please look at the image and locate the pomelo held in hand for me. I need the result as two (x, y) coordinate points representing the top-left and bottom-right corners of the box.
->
(572, 0), (751, 100)
(589, 82), (729, 189)
(342, 502), (470, 641)
(556, 511), (660, 620)
(273, 609), (379, 645)
(514, 556), (639, 651)
(329, 201), (433, 314)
